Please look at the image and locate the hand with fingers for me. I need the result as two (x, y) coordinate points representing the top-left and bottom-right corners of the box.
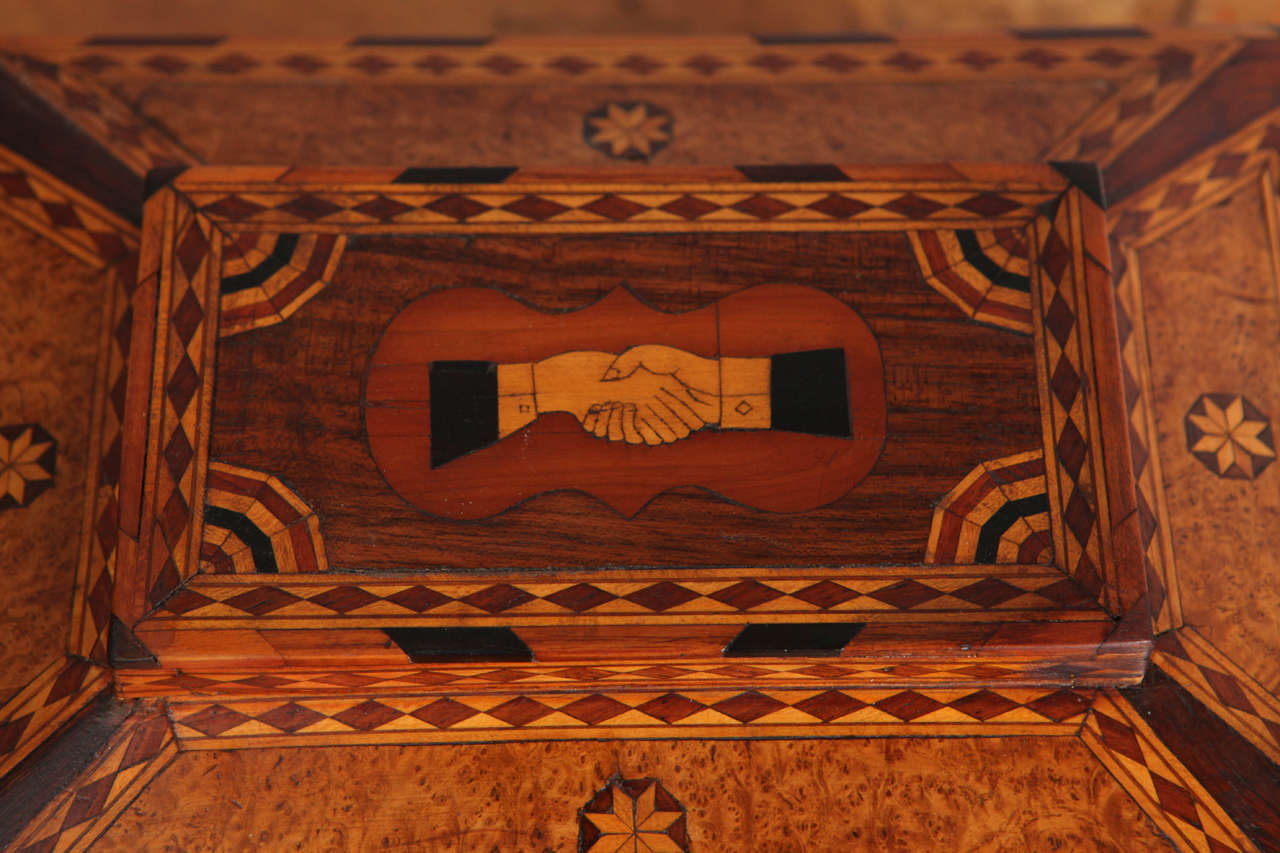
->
(602, 344), (720, 427)
(603, 344), (773, 434)
(495, 345), (769, 445)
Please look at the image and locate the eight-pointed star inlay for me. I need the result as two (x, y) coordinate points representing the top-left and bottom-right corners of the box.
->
(0, 423), (56, 510)
(579, 777), (690, 852)
(1184, 393), (1276, 480)
(583, 101), (674, 160)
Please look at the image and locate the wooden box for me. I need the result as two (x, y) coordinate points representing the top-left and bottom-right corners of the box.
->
(110, 162), (1147, 740)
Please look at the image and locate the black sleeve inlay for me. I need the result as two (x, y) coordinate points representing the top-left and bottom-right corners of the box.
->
(724, 622), (865, 657)
(429, 360), (500, 468)
(736, 163), (850, 183)
(393, 166), (517, 184)
(384, 627), (533, 662)
(769, 348), (852, 437)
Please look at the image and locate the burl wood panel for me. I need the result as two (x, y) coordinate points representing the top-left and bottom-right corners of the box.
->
(0, 216), (102, 701)
(118, 80), (1110, 167)
(1138, 179), (1280, 696)
(97, 737), (1175, 852)
(211, 231), (1042, 570)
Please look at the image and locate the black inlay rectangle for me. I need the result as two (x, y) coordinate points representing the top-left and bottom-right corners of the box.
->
(393, 167), (517, 184)
(770, 348), (852, 437)
(737, 164), (849, 183)
(349, 35), (491, 46)
(429, 360), (499, 468)
(203, 505), (277, 573)
(82, 34), (226, 45)
(1121, 666), (1280, 853)
(1013, 26), (1148, 39)
(384, 627), (533, 662)
(753, 32), (893, 45)
(724, 623), (864, 657)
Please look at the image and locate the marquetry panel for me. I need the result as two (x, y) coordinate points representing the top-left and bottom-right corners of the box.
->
(109, 163), (1142, 696)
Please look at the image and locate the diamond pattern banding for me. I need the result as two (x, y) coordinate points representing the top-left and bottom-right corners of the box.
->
(1110, 107), (1280, 246)
(7, 705), (176, 853)
(1082, 691), (1255, 853)
(1044, 42), (1238, 168)
(117, 659), (1054, 698)
(0, 145), (139, 268)
(0, 658), (110, 780)
(169, 685), (1094, 746)
(0, 53), (193, 176)
(1031, 192), (1110, 607)
(35, 35), (1220, 84)
(139, 200), (216, 611)
(1153, 628), (1280, 766)
(151, 567), (1091, 622)
(183, 184), (1055, 232)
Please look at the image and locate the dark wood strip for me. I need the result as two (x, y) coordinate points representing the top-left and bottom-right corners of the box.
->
(1120, 665), (1280, 852)
(0, 692), (129, 849)
(0, 62), (144, 223)
(752, 33), (893, 45)
(1105, 39), (1280, 204)
(1012, 26), (1148, 39)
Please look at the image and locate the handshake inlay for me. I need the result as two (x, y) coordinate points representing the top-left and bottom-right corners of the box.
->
(495, 345), (771, 447)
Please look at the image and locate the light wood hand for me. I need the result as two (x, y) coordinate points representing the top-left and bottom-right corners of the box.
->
(607, 345), (772, 431)
(495, 346), (771, 444)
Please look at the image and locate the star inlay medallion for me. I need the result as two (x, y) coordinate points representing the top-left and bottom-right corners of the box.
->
(0, 423), (56, 510)
(1184, 393), (1275, 480)
(584, 102), (674, 161)
(579, 777), (690, 852)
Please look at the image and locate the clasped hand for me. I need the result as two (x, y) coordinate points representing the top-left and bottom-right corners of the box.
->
(533, 346), (721, 446)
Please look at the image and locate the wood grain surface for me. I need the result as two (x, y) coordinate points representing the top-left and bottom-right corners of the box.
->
(211, 230), (1041, 570)
(3, 25), (1279, 850)
(95, 737), (1176, 852)
(0, 216), (103, 701)
(1137, 177), (1280, 696)
(115, 78), (1111, 167)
